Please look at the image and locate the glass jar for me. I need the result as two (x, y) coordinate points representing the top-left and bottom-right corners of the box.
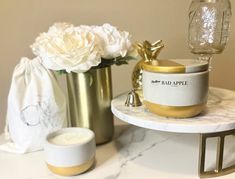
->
(188, 0), (232, 57)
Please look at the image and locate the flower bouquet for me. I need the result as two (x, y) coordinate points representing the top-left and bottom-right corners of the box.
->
(31, 23), (136, 144)
(31, 23), (136, 73)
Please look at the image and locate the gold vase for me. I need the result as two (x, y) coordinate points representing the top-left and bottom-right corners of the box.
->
(66, 67), (113, 144)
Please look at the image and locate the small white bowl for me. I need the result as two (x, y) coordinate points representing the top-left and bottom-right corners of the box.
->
(44, 127), (95, 176)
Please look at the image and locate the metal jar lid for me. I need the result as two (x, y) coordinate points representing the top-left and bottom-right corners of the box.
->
(142, 59), (209, 73)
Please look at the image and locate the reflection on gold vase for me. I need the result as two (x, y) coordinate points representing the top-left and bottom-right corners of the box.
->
(66, 67), (113, 144)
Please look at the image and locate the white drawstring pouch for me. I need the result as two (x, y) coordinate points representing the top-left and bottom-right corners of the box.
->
(0, 57), (67, 153)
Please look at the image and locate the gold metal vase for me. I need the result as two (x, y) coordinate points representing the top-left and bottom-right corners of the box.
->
(66, 66), (113, 144)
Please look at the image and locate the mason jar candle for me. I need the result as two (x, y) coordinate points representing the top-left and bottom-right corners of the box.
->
(142, 59), (209, 118)
(44, 128), (95, 176)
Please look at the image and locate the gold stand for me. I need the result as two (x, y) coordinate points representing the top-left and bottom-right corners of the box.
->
(199, 129), (235, 178)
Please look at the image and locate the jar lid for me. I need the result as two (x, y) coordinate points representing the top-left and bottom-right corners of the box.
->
(142, 59), (208, 73)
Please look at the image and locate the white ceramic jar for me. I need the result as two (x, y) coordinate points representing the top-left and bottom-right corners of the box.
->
(44, 128), (95, 176)
(142, 59), (209, 118)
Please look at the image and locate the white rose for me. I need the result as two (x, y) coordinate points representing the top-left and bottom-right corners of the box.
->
(93, 23), (132, 59)
(31, 23), (102, 73)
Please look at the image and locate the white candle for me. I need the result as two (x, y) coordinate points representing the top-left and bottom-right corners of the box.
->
(44, 128), (96, 176)
(49, 131), (91, 145)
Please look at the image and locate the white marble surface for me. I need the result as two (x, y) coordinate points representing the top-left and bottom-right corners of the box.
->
(0, 123), (235, 179)
(111, 87), (235, 133)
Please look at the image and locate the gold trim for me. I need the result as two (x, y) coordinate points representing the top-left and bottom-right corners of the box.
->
(142, 60), (186, 73)
(144, 101), (205, 118)
(47, 157), (95, 176)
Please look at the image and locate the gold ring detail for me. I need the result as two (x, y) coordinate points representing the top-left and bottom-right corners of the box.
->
(142, 60), (186, 73)
(47, 157), (95, 176)
(144, 101), (206, 118)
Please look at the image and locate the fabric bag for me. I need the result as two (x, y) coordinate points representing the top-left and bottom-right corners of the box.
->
(0, 57), (67, 153)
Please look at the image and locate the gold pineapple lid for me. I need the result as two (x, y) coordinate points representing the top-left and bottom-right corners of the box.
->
(136, 40), (208, 73)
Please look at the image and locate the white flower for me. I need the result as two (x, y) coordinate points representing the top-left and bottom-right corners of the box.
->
(93, 23), (132, 59)
(31, 23), (102, 73)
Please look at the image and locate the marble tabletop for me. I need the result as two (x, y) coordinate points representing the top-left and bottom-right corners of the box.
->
(111, 87), (235, 133)
(0, 122), (235, 179)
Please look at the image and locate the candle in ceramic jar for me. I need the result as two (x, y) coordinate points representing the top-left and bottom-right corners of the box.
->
(44, 128), (96, 176)
(49, 132), (90, 145)
(142, 59), (209, 118)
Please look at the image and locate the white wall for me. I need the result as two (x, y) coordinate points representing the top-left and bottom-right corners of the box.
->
(0, 0), (235, 133)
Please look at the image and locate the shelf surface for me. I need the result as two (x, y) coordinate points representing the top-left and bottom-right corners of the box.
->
(111, 87), (235, 134)
(1, 125), (235, 179)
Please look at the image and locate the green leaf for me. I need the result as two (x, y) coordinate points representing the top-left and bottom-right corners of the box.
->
(56, 70), (67, 75)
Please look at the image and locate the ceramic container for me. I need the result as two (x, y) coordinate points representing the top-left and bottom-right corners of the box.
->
(142, 59), (209, 118)
(44, 128), (95, 176)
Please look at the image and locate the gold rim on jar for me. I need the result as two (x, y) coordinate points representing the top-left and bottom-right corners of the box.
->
(47, 157), (95, 176)
(144, 101), (206, 118)
(142, 60), (186, 73)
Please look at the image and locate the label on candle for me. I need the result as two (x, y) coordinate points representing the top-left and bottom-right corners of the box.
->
(143, 70), (209, 106)
(49, 132), (90, 145)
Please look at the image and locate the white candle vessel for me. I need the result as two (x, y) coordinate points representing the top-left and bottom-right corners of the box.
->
(44, 128), (96, 176)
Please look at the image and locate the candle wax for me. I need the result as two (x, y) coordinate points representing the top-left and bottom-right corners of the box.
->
(49, 132), (90, 145)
